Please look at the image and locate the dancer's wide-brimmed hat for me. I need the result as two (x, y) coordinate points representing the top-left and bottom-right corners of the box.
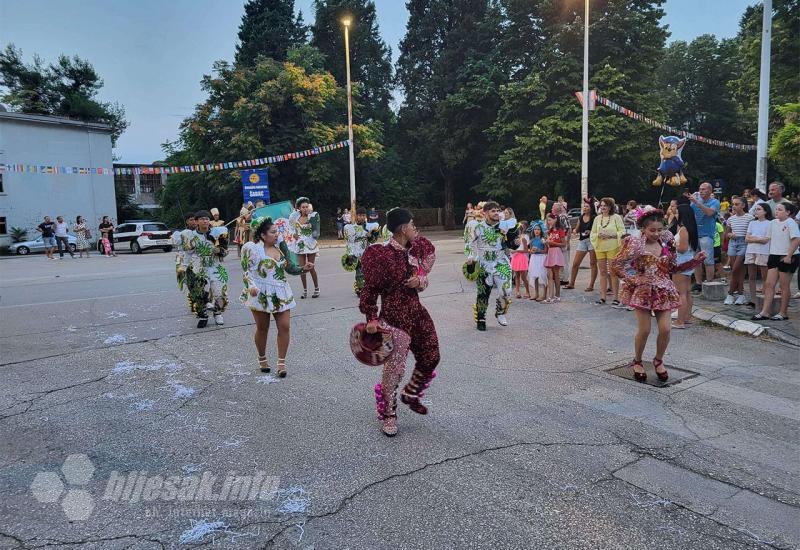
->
(349, 323), (394, 366)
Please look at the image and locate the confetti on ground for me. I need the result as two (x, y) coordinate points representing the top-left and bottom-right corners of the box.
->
(66, 325), (78, 332)
(132, 399), (156, 411)
(106, 311), (129, 319)
(178, 519), (230, 544)
(256, 375), (279, 384)
(181, 463), (204, 474)
(112, 360), (180, 374)
(272, 486), (311, 514)
(630, 492), (672, 508)
(103, 334), (127, 345)
(167, 380), (196, 399)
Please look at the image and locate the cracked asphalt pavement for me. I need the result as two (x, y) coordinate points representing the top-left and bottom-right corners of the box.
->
(0, 237), (798, 549)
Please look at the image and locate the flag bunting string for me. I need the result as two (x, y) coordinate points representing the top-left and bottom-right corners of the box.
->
(594, 96), (756, 151)
(0, 140), (350, 176)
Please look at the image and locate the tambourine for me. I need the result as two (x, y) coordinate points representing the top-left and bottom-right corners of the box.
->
(341, 254), (359, 272)
(462, 261), (480, 281)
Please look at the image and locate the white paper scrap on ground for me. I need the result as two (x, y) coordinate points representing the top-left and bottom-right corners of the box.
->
(178, 519), (230, 544)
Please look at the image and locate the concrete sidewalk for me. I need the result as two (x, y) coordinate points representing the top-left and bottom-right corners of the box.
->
(690, 282), (800, 347)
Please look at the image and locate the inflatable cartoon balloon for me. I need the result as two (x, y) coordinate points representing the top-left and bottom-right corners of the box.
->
(652, 135), (687, 187)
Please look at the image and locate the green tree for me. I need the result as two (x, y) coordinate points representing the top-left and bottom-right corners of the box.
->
(159, 49), (383, 227)
(769, 103), (800, 183)
(0, 44), (128, 146)
(310, 0), (393, 124)
(656, 35), (753, 188)
(234, 0), (308, 66)
(482, 0), (668, 209)
(396, 0), (504, 227)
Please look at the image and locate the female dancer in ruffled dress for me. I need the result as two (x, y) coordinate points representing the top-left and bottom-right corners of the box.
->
(612, 209), (705, 382)
(287, 197), (321, 298)
(360, 208), (440, 436)
(241, 216), (314, 377)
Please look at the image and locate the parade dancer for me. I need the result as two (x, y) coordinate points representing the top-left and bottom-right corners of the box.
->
(464, 201), (519, 331)
(173, 212), (196, 292)
(360, 208), (440, 436)
(241, 216), (314, 377)
(184, 210), (230, 328)
(287, 197), (321, 299)
(343, 207), (380, 296)
(612, 209), (705, 382)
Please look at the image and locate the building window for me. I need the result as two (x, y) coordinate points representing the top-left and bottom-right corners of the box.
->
(0, 217), (6, 235)
(139, 173), (162, 195)
(115, 174), (135, 195)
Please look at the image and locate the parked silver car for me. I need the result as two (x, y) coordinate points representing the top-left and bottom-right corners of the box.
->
(11, 235), (77, 255)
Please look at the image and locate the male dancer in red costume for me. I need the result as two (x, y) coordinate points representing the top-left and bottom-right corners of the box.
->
(360, 208), (440, 436)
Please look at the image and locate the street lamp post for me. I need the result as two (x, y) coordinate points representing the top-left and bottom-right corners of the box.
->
(755, 0), (772, 193)
(580, 0), (590, 200)
(342, 17), (357, 216)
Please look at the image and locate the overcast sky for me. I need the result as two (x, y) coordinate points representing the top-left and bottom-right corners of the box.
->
(0, 0), (756, 164)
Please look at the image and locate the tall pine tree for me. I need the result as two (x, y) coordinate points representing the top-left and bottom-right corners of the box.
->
(235, 0), (308, 66)
(396, 0), (504, 227)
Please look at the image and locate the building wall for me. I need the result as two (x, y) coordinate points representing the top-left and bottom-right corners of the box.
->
(0, 116), (116, 247)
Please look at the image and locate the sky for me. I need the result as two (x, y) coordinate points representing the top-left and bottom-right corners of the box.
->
(0, 0), (756, 164)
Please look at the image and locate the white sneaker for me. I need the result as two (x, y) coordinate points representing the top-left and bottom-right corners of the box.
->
(496, 314), (508, 326)
(671, 310), (678, 319)
(213, 313), (224, 325)
(734, 294), (747, 305)
(723, 294), (735, 305)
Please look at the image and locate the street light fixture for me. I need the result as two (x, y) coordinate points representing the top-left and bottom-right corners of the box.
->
(341, 16), (357, 215)
(580, 0), (589, 200)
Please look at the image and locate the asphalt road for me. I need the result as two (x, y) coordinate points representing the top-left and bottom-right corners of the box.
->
(0, 236), (798, 549)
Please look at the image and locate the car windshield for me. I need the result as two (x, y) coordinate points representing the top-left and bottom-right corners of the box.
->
(143, 223), (168, 232)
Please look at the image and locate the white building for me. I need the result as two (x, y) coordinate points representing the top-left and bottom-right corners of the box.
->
(113, 163), (166, 211)
(0, 110), (116, 248)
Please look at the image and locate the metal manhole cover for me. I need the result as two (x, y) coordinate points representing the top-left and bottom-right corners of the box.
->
(606, 360), (700, 388)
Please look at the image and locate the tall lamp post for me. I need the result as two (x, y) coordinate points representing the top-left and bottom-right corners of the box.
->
(580, 0), (590, 200)
(754, 0), (772, 193)
(342, 16), (357, 215)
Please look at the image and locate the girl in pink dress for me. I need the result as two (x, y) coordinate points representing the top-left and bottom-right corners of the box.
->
(511, 220), (531, 299)
(543, 214), (566, 303)
(612, 209), (705, 383)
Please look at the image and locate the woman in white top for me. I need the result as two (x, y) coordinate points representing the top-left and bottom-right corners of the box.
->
(752, 203), (800, 321)
(241, 216), (314, 377)
(287, 197), (321, 298)
(723, 197), (754, 305)
(744, 203), (772, 307)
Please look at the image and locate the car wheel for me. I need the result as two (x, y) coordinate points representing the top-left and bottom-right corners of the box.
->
(163, 246), (173, 253)
(17, 246), (30, 255)
(131, 241), (142, 254)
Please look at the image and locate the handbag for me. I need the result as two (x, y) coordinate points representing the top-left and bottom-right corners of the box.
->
(84, 228), (92, 239)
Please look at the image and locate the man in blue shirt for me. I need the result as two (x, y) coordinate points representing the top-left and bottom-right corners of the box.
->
(689, 181), (720, 289)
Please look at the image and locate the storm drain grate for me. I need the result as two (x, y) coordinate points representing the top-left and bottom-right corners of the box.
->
(606, 360), (700, 388)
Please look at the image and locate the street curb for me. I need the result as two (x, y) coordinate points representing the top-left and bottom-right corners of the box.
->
(691, 306), (800, 347)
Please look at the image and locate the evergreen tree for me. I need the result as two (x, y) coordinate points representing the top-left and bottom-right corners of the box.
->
(0, 44), (128, 146)
(396, 0), (504, 227)
(235, 0), (308, 66)
(310, 0), (393, 124)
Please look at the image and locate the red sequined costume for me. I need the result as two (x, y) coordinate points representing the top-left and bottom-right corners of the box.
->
(360, 236), (440, 422)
